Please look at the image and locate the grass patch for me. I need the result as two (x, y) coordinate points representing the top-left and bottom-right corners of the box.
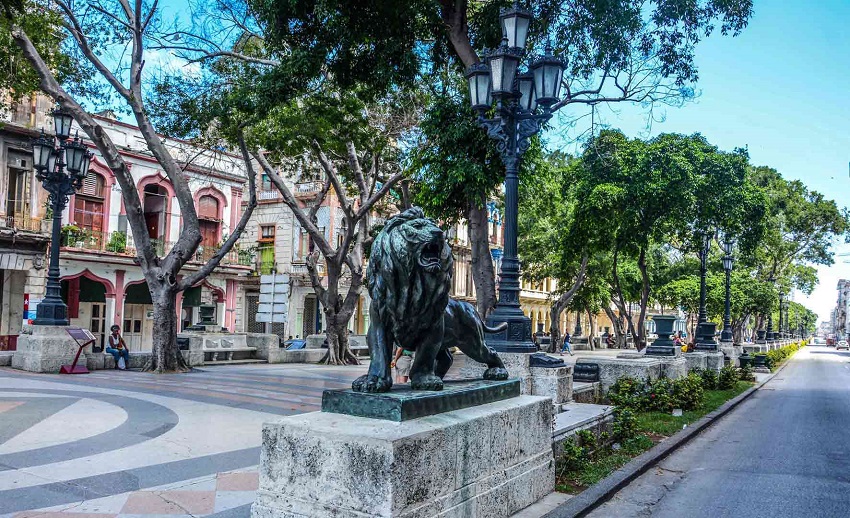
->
(635, 381), (752, 436)
(555, 381), (753, 494)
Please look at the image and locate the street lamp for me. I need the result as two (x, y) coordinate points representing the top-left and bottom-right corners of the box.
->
(694, 230), (718, 351)
(30, 107), (92, 326)
(464, 2), (566, 352)
(778, 291), (786, 339)
(720, 237), (735, 342)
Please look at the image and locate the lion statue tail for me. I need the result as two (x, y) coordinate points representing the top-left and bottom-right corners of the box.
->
(482, 322), (508, 334)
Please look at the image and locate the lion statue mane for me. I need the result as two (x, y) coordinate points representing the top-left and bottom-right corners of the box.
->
(352, 207), (509, 392)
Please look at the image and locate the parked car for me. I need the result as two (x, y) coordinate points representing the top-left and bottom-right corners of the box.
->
(837, 340), (849, 351)
(283, 339), (307, 350)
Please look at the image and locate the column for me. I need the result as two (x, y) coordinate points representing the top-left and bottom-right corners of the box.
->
(224, 279), (236, 332)
(113, 270), (125, 327)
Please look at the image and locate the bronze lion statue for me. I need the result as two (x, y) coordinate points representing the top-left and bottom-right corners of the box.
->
(352, 207), (509, 392)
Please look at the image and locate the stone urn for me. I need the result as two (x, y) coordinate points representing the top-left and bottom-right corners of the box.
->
(757, 329), (766, 341)
(739, 351), (752, 369)
(652, 315), (676, 346)
(753, 354), (767, 369)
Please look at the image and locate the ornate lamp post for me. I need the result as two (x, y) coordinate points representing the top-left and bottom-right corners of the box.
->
(778, 292), (786, 339)
(30, 108), (92, 326)
(465, 3), (566, 352)
(694, 231), (718, 351)
(720, 237), (735, 342)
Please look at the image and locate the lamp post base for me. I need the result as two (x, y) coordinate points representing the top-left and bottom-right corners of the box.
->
(484, 305), (536, 354)
(694, 322), (719, 351)
(32, 297), (69, 327)
(12, 325), (77, 373)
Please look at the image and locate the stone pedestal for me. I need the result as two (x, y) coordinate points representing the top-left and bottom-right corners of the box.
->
(249, 333), (281, 363)
(571, 336), (592, 351)
(251, 395), (554, 518)
(720, 341), (742, 367)
(12, 326), (77, 373)
(460, 353), (572, 405)
(683, 351), (725, 372)
(578, 355), (686, 393)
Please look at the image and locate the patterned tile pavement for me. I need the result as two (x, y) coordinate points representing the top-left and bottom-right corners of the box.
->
(0, 362), (378, 518)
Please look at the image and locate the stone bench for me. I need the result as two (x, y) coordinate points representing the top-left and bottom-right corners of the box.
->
(203, 338), (257, 361)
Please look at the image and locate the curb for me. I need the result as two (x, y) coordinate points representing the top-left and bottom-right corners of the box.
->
(543, 349), (799, 518)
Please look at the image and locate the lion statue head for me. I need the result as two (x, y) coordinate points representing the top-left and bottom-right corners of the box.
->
(367, 207), (453, 339)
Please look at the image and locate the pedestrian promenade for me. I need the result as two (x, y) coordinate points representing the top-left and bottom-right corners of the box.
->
(0, 363), (370, 518)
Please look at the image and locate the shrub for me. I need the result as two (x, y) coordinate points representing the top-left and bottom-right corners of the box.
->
(739, 363), (755, 382)
(645, 377), (677, 412)
(673, 372), (705, 410)
(106, 231), (127, 253)
(607, 376), (646, 410)
(559, 437), (589, 473)
(613, 408), (637, 441)
(718, 364), (738, 390)
(696, 368), (718, 390)
(576, 429), (597, 449)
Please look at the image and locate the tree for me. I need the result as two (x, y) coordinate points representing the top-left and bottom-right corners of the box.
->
(574, 131), (757, 348)
(235, 0), (755, 317)
(246, 90), (413, 365)
(6, 0), (258, 372)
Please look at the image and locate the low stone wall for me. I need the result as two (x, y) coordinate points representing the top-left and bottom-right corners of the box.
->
(461, 352), (573, 405)
(248, 333), (281, 363)
(577, 355), (689, 394)
(252, 395), (554, 518)
(571, 382), (600, 404)
(683, 351), (725, 372)
(86, 350), (191, 370)
(552, 404), (615, 459)
(306, 334), (368, 350)
(278, 349), (326, 363)
(0, 351), (12, 366)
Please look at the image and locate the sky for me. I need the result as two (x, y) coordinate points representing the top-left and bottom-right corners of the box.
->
(550, 0), (850, 325)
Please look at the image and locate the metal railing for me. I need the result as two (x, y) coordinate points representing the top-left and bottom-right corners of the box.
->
(59, 229), (251, 267)
(258, 190), (281, 201)
(1, 213), (43, 233)
(295, 181), (324, 195)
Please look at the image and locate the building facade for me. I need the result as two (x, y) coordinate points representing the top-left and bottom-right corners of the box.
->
(1, 96), (255, 352)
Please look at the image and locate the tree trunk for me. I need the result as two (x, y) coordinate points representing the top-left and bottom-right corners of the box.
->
(549, 302), (565, 353)
(144, 289), (189, 373)
(467, 201), (497, 318)
(635, 247), (650, 350)
(324, 317), (358, 365)
(603, 305), (627, 348)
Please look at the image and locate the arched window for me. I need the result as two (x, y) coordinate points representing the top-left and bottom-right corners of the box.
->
(197, 195), (221, 259)
(73, 172), (106, 246)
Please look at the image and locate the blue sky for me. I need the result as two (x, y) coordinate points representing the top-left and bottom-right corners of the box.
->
(550, 0), (850, 324)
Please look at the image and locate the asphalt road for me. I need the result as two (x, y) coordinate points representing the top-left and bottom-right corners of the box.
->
(587, 346), (850, 518)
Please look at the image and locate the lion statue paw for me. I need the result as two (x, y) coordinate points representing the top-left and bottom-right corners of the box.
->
(352, 374), (392, 393)
(483, 367), (509, 381)
(411, 374), (444, 391)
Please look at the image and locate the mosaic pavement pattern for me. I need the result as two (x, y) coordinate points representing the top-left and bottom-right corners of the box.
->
(0, 363), (372, 518)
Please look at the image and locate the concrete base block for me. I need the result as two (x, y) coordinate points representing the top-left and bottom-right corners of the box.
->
(278, 349), (327, 363)
(0, 351), (12, 366)
(570, 382), (600, 404)
(461, 353), (572, 405)
(720, 342), (742, 367)
(578, 356), (664, 394)
(661, 355), (688, 379)
(684, 351), (725, 372)
(12, 326), (78, 373)
(249, 333), (281, 363)
(251, 395), (554, 518)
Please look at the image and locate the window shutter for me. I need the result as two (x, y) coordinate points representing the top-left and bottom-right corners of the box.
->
(198, 195), (219, 220)
(80, 174), (105, 198)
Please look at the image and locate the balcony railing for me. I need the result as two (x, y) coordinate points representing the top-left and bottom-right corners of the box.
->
(1, 213), (43, 233)
(59, 229), (251, 267)
(294, 181), (324, 196)
(258, 190), (281, 201)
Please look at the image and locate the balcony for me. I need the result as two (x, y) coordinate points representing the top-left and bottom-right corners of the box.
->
(258, 189), (281, 202)
(59, 229), (252, 267)
(294, 181), (324, 198)
(1, 213), (44, 233)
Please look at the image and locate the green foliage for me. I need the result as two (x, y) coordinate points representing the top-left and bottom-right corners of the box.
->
(718, 364), (739, 390)
(764, 341), (802, 370)
(645, 377), (677, 412)
(559, 437), (589, 474)
(106, 231), (127, 253)
(607, 376), (647, 410)
(738, 363), (755, 382)
(612, 408), (637, 442)
(694, 368), (718, 390)
(672, 372), (705, 411)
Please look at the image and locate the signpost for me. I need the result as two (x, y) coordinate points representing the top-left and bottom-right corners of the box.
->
(257, 273), (289, 334)
(60, 327), (96, 374)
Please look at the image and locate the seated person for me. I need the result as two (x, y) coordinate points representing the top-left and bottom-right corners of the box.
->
(105, 324), (130, 370)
